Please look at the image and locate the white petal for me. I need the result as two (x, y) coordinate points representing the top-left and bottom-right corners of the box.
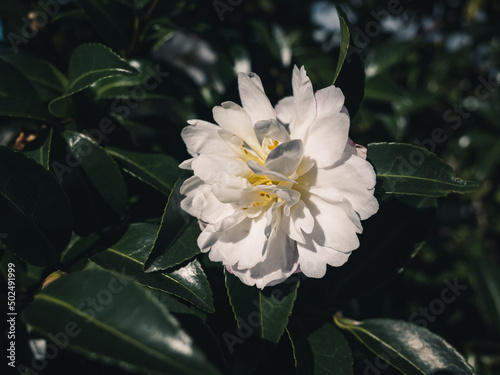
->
(314, 86), (345, 117)
(197, 229), (221, 252)
(215, 213), (269, 269)
(211, 175), (252, 204)
(290, 66), (316, 139)
(192, 153), (252, 184)
(344, 138), (367, 160)
(213, 101), (263, 156)
(304, 111), (349, 168)
(238, 72), (276, 125)
(254, 118), (291, 145)
(181, 119), (232, 157)
(276, 188), (300, 216)
(246, 160), (296, 183)
(306, 152), (378, 220)
(302, 192), (362, 252)
(233, 221), (299, 288)
(275, 96), (295, 125)
(180, 176), (236, 225)
(297, 240), (351, 278)
(179, 158), (193, 170)
(280, 199), (314, 243)
(265, 139), (304, 177)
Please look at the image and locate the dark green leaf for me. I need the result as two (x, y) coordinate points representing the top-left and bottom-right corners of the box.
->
(23, 127), (53, 170)
(0, 60), (52, 121)
(225, 272), (299, 344)
(368, 143), (479, 196)
(76, 0), (134, 51)
(61, 232), (101, 268)
(288, 316), (353, 375)
(22, 268), (221, 375)
(105, 147), (183, 196)
(92, 59), (170, 100)
(49, 43), (138, 117)
(91, 223), (214, 312)
(61, 131), (127, 216)
(334, 315), (474, 375)
(0, 146), (72, 266)
(145, 179), (200, 272)
(473, 258), (500, 332)
(0, 52), (67, 101)
(332, 5), (350, 85)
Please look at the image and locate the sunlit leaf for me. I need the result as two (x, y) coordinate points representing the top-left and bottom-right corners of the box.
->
(22, 268), (221, 375)
(91, 223), (214, 312)
(49, 44), (138, 117)
(145, 179), (200, 272)
(368, 143), (479, 196)
(332, 5), (350, 85)
(335, 315), (474, 375)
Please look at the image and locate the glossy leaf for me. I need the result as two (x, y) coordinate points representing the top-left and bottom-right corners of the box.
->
(105, 147), (183, 196)
(334, 315), (474, 375)
(0, 52), (67, 101)
(22, 268), (221, 375)
(23, 127), (53, 170)
(92, 59), (170, 100)
(91, 223), (214, 312)
(288, 316), (353, 375)
(225, 272), (299, 344)
(368, 143), (479, 196)
(0, 146), (72, 266)
(0, 60), (52, 121)
(332, 5), (350, 85)
(49, 44), (138, 117)
(473, 258), (500, 331)
(61, 131), (127, 216)
(145, 179), (200, 272)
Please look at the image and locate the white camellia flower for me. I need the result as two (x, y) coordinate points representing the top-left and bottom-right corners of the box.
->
(179, 66), (379, 289)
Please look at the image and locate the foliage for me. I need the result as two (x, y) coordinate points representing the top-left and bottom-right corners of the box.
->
(1, 0), (499, 374)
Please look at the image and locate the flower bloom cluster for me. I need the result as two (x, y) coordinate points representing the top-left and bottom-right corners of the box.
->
(179, 66), (378, 288)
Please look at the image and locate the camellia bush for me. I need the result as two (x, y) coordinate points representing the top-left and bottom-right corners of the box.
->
(1, 1), (499, 374)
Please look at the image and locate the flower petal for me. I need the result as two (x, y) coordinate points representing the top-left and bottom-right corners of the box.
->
(192, 153), (252, 184)
(233, 209), (299, 289)
(214, 213), (269, 269)
(290, 66), (316, 139)
(238, 72), (276, 125)
(301, 192), (362, 252)
(254, 118), (291, 145)
(305, 152), (379, 220)
(180, 176), (237, 225)
(213, 101), (263, 156)
(246, 160), (297, 183)
(297, 240), (351, 278)
(280, 199), (314, 243)
(303, 111), (349, 168)
(265, 139), (304, 177)
(275, 96), (295, 125)
(181, 119), (232, 157)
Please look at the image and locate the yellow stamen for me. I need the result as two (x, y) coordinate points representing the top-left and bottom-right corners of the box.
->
(267, 140), (279, 150)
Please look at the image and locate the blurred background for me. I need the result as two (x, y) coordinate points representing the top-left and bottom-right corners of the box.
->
(1, 0), (499, 374)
